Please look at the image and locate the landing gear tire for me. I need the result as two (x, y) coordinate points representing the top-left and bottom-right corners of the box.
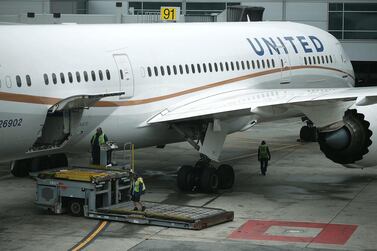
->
(30, 156), (51, 172)
(300, 126), (318, 142)
(177, 165), (195, 192)
(200, 167), (219, 193)
(10, 159), (31, 177)
(50, 154), (68, 168)
(217, 164), (235, 189)
(69, 199), (84, 216)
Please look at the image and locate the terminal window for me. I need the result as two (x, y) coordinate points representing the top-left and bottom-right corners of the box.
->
(329, 2), (377, 39)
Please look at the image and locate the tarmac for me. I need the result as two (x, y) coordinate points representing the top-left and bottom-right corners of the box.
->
(1, 118), (377, 251)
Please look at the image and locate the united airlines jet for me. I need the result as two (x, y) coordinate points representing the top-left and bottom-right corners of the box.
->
(0, 22), (376, 192)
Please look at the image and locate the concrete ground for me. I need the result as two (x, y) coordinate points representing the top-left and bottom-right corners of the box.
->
(1, 118), (377, 251)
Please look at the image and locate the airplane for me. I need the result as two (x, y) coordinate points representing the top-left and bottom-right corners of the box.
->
(1, 21), (377, 193)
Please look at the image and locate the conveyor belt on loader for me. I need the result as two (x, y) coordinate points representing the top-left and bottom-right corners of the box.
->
(88, 201), (234, 230)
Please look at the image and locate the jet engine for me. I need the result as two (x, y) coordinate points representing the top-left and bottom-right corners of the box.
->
(318, 107), (377, 168)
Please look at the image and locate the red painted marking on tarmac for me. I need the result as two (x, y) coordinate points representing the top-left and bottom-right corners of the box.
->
(229, 220), (357, 245)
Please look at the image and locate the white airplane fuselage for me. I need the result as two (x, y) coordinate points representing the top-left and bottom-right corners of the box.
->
(0, 22), (354, 162)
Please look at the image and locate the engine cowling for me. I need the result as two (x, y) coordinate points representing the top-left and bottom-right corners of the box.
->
(318, 108), (377, 168)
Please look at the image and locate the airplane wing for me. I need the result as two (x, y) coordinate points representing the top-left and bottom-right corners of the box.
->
(147, 87), (377, 127)
(146, 87), (377, 160)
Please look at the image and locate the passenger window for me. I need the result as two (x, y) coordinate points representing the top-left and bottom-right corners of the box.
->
(76, 71), (81, 82)
(236, 61), (240, 70)
(91, 71), (96, 81)
(220, 62), (224, 71)
(43, 74), (49, 85)
(68, 72), (73, 83)
(272, 59), (275, 68)
(60, 73), (65, 84)
(266, 59), (270, 68)
(251, 60), (255, 69)
(231, 62), (234, 71)
(147, 67), (152, 77)
(167, 65), (171, 75)
(185, 64), (189, 74)
(154, 66), (158, 76)
(119, 69), (124, 80)
(16, 75), (21, 87)
(98, 70), (103, 81)
(173, 65), (177, 75)
(321, 56), (325, 64)
(330, 55), (333, 63)
(179, 65), (183, 74)
(84, 71), (88, 82)
(214, 63), (218, 72)
(26, 75), (31, 86)
(160, 66), (165, 76)
(313, 56), (316, 64)
(256, 60), (260, 69)
(304, 57), (307, 65)
(52, 73), (57, 84)
(106, 70), (111, 80)
(203, 63), (207, 73)
(246, 61), (250, 70)
(241, 61), (245, 70)
(197, 64), (201, 73)
(191, 64), (195, 74)
(262, 60), (265, 69)
(208, 63), (213, 72)
(325, 55), (329, 63)
(317, 56), (321, 64)
(308, 57), (312, 65)
(225, 62), (229, 71)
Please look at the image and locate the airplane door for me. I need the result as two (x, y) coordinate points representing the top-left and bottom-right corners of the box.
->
(278, 47), (291, 85)
(113, 54), (134, 98)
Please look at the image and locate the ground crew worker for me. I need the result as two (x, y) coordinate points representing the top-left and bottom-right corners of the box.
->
(90, 127), (108, 165)
(130, 171), (146, 211)
(258, 140), (271, 176)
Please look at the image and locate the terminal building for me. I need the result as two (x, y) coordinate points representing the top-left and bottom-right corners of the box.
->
(0, 0), (376, 86)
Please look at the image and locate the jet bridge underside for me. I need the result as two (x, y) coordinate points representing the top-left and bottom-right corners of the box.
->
(28, 92), (124, 153)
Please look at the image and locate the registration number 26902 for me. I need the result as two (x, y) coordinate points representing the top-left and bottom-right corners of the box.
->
(0, 118), (23, 128)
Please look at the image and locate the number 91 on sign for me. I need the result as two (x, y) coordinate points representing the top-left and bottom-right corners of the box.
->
(160, 7), (180, 21)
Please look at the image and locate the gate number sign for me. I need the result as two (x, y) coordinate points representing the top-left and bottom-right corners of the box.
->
(160, 7), (179, 21)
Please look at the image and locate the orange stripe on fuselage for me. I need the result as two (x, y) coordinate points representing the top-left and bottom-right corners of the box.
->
(0, 66), (353, 107)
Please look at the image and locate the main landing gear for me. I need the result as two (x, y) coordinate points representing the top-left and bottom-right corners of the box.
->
(10, 153), (68, 177)
(300, 117), (318, 142)
(177, 155), (235, 193)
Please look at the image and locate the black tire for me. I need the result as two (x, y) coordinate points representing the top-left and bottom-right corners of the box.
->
(50, 154), (68, 169)
(30, 156), (51, 172)
(200, 167), (219, 193)
(300, 126), (317, 142)
(10, 159), (31, 177)
(177, 165), (195, 191)
(217, 164), (235, 189)
(69, 199), (84, 216)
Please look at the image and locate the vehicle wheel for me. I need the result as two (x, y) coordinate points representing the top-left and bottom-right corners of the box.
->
(10, 159), (31, 177)
(200, 167), (218, 193)
(50, 154), (68, 169)
(217, 164), (235, 189)
(69, 199), (84, 216)
(177, 165), (195, 191)
(300, 126), (318, 142)
(30, 156), (51, 172)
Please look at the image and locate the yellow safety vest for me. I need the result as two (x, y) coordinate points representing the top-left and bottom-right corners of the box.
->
(92, 133), (106, 145)
(134, 177), (146, 193)
(259, 145), (269, 159)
